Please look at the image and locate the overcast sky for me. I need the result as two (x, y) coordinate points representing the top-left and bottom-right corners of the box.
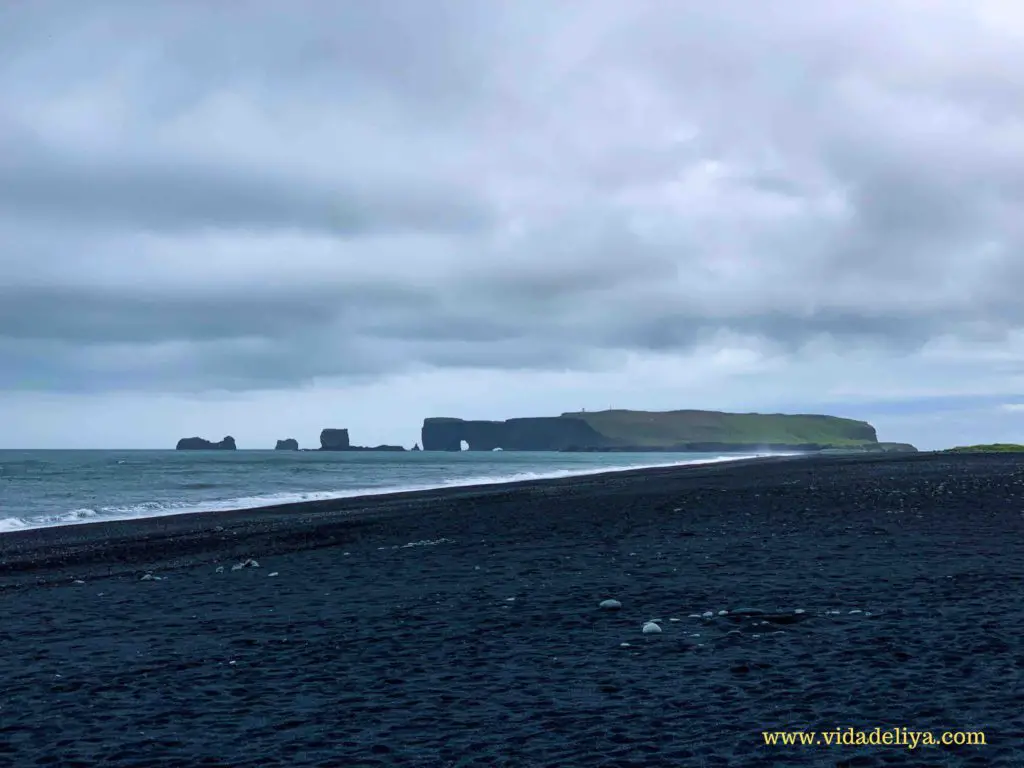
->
(2, 0), (1023, 450)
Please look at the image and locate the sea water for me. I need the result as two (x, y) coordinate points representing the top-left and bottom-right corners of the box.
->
(0, 449), (769, 533)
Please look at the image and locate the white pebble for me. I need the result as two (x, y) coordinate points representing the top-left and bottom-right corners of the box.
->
(599, 599), (622, 610)
(718, 610), (729, 615)
(215, 566), (225, 573)
(849, 609), (863, 615)
(642, 621), (662, 634)
(794, 609), (805, 614)
(72, 580), (85, 585)
(620, 642), (631, 647)
(669, 618), (681, 622)
(505, 597), (516, 602)
(268, 572), (279, 577)
(702, 611), (714, 618)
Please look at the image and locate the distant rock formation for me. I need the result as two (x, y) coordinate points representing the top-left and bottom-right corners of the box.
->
(176, 436), (237, 451)
(320, 428), (351, 450)
(422, 416), (611, 452)
(319, 427), (405, 452)
(411, 442), (421, 451)
(275, 438), (299, 451)
(421, 409), (912, 452)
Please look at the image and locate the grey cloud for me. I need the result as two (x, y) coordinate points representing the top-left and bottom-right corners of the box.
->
(0, 283), (434, 344)
(0, 145), (492, 236)
(2, 0), (1024, 395)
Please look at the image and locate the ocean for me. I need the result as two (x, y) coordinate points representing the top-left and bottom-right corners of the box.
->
(0, 449), (770, 533)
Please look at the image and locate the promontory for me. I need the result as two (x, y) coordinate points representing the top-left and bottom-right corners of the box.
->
(420, 409), (916, 453)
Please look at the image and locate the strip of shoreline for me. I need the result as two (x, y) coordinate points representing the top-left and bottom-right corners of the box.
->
(0, 451), (939, 589)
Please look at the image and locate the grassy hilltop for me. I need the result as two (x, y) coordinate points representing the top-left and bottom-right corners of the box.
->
(941, 443), (1024, 453)
(560, 409), (883, 448)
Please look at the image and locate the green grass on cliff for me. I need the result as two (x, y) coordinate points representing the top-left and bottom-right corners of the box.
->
(941, 443), (1024, 453)
(561, 409), (878, 448)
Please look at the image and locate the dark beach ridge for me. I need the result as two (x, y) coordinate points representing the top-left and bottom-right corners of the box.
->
(2, 453), (1023, 767)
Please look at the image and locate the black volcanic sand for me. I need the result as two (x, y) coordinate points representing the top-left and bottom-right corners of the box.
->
(2, 454), (1024, 767)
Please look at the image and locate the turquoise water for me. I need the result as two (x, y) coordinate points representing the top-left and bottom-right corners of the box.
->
(0, 449), (771, 533)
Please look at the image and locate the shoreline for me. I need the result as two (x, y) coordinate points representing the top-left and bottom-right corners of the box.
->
(0, 449), (782, 536)
(0, 450), (954, 589)
(0, 453), (804, 585)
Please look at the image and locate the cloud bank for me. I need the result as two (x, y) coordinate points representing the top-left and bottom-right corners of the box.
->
(2, 0), (1022, 448)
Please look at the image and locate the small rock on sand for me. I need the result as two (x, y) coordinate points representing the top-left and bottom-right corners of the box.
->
(599, 599), (622, 610)
(642, 621), (662, 634)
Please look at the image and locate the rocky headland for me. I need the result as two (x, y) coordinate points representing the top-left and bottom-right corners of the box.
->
(421, 409), (917, 453)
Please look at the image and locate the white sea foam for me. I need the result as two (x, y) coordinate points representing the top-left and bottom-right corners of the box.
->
(0, 508), (100, 533)
(0, 453), (789, 533)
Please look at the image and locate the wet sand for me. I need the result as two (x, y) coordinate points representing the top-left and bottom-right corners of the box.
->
(2, 453), (1023, 767)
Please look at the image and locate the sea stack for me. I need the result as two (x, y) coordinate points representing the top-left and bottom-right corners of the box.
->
(176, 436), (237, 450)
(275, 438), (299, 451)
(319, 429), (351, 450)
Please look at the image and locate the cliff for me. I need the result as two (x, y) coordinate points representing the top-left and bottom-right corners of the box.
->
(175, 436), (237, 451)
(275, 438), (299, 451)
(421, 409), (912, 452)
(421, 416), (614, 452)
(319, 429), (350, 450)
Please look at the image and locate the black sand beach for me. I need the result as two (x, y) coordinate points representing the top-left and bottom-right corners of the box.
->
(2, 453), (1023, 767)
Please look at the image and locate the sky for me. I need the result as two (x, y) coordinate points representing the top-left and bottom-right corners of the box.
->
(2, 0), (1023, 451)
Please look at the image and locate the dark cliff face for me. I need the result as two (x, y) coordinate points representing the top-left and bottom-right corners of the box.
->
(421, 417), (614, 451)
(176, 436), (236, 450)
(319, 429), (350, 450)
(275, 438), (299, 450)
